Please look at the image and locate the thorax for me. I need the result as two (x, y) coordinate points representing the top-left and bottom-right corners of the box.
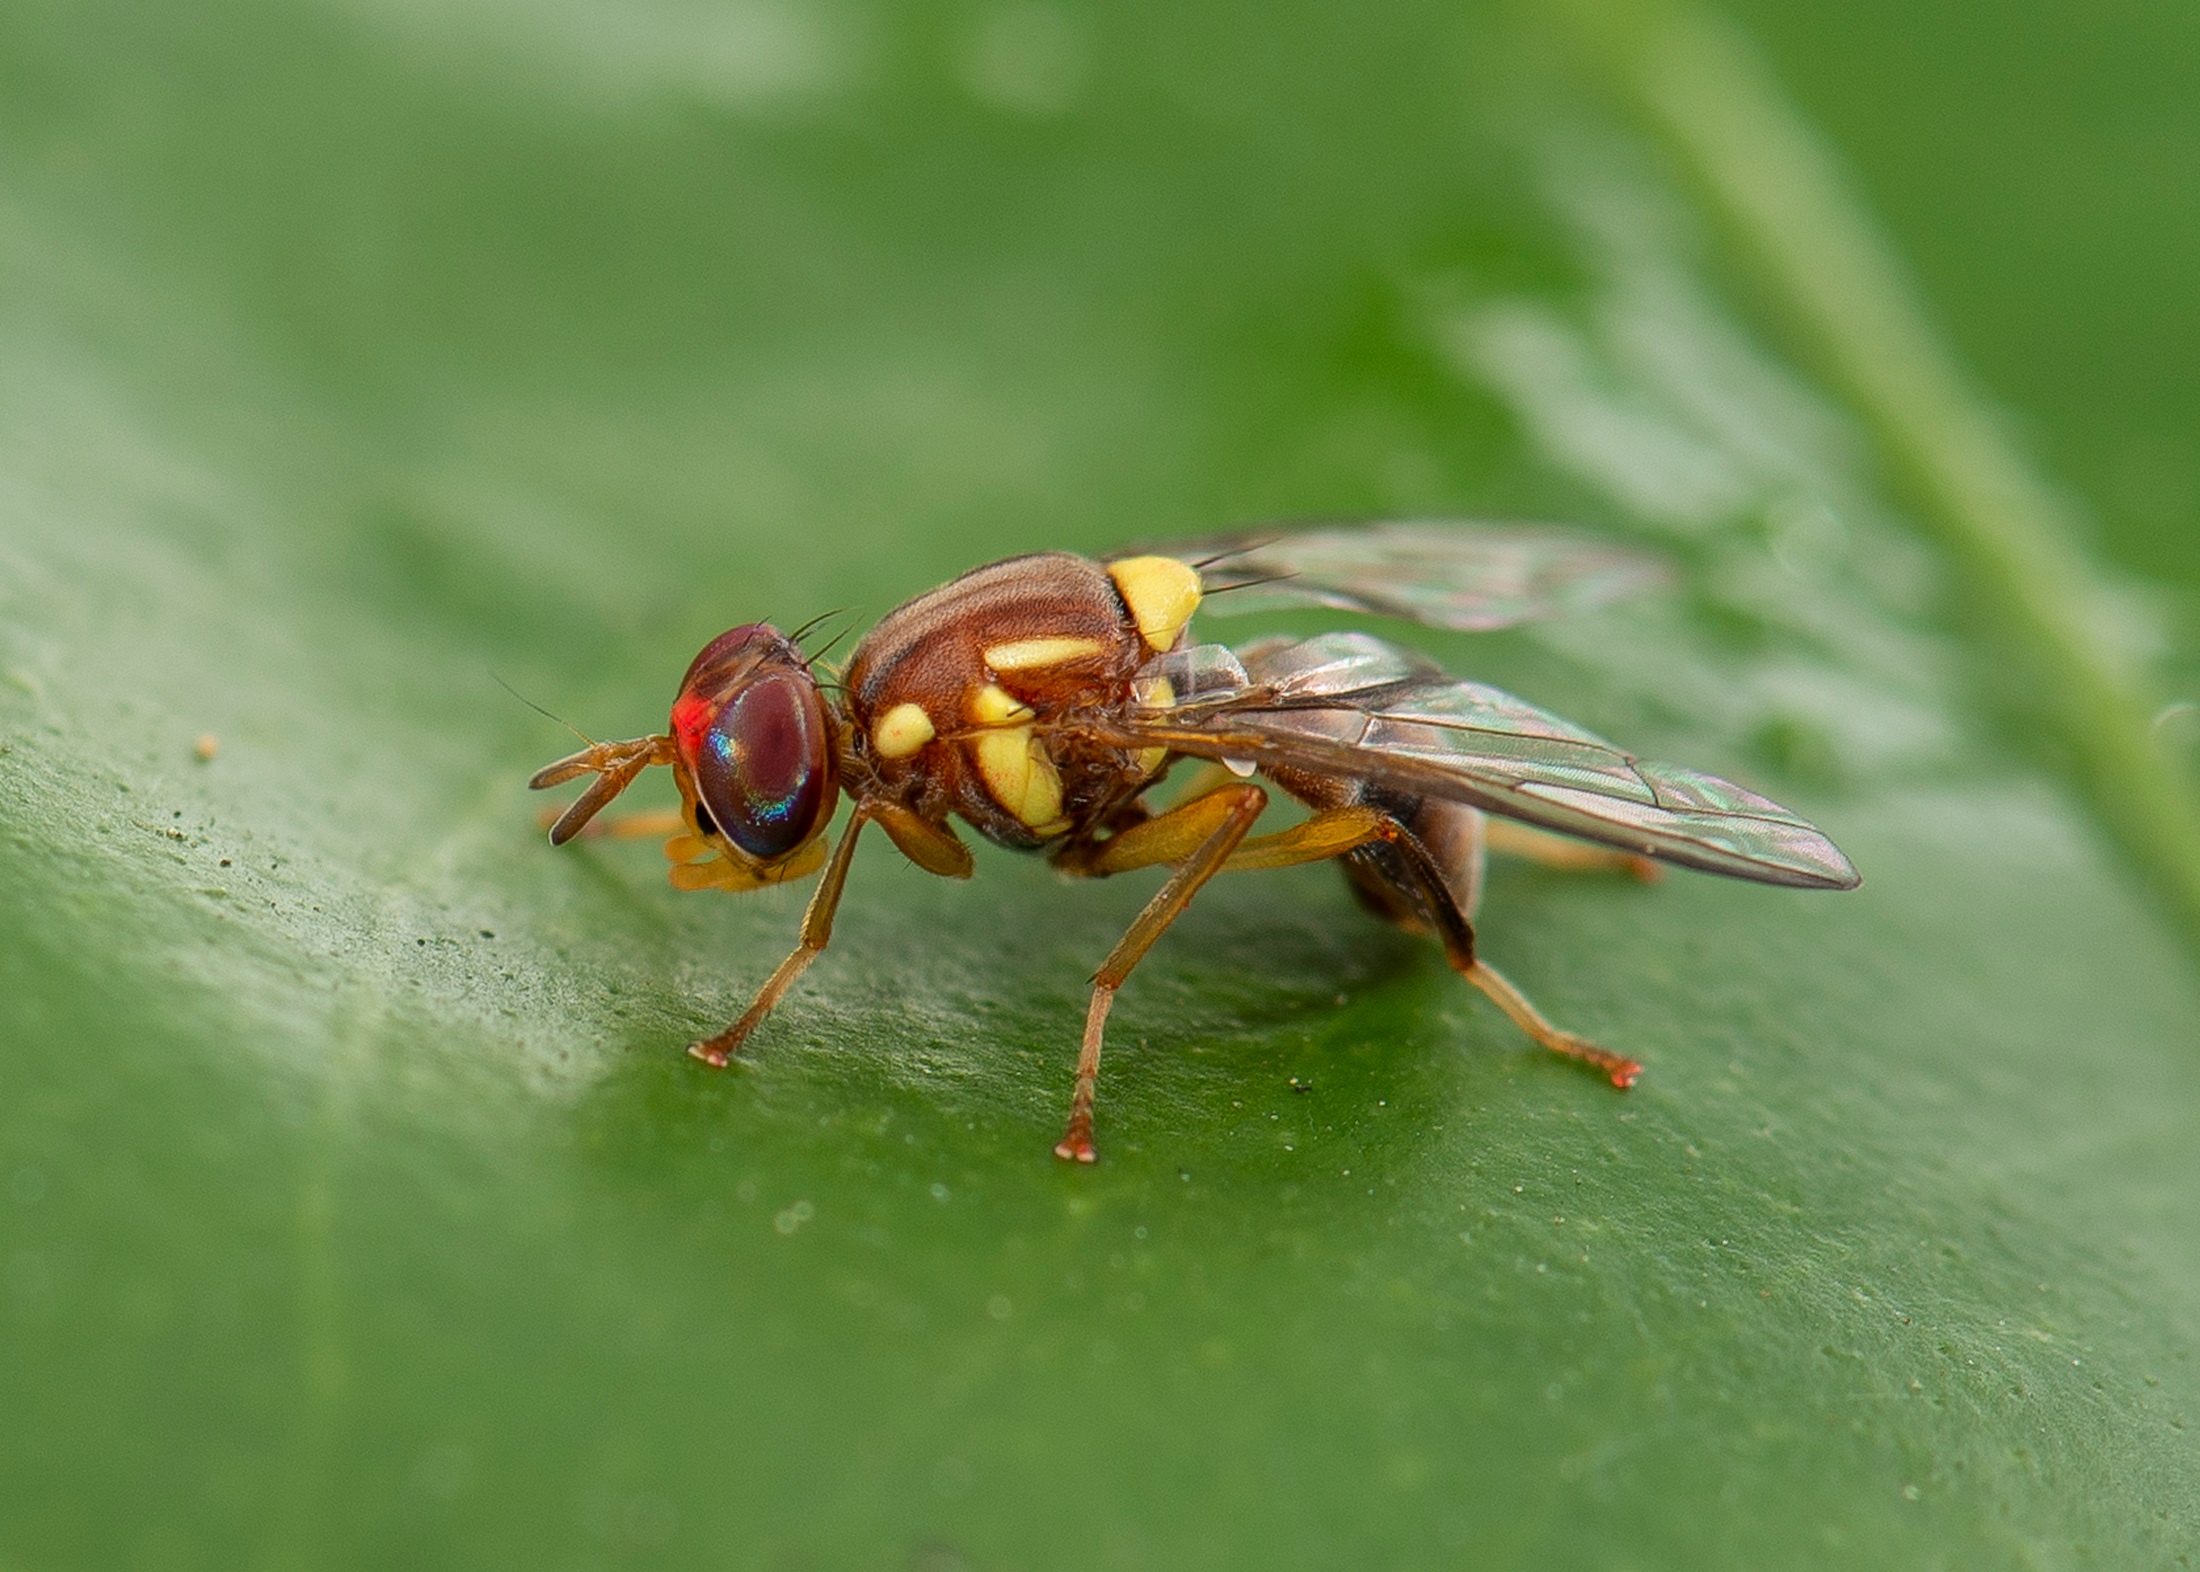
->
(841, 552), (1198, 849)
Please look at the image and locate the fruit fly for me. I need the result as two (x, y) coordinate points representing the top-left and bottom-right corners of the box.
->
(529, 522), (1859, 1162)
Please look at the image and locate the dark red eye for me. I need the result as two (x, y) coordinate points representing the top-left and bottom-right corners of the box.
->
(678, 623), (773, 692)
(685, 667), (832, 860)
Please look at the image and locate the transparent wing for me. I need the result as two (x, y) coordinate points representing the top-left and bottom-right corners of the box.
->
(1086, 634), (1859, 891)
(1115, 520), (1667, 632)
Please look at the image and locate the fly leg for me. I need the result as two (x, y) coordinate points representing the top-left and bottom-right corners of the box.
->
(689, 809), (873, 1067)
(1459, 959), (1641, 1088)
(1054, 792), (1636, 1158)
(1352, 826), (1643, 1088)
(1055, 784), (1269, 1163)
(1196, 802), (1646, 1090)
(529, 735), (677, 844)
(538, 806), (687, 840)
(1484, 817), (1659, 882)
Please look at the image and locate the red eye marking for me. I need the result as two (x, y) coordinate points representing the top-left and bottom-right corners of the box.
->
(665, 626), (834, 862)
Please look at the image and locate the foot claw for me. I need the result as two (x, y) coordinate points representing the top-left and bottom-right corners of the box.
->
(1608, 1059), (1643, 1089)
(688, 1040), (735, 1068)
(1053, 1136), (1097, 1164)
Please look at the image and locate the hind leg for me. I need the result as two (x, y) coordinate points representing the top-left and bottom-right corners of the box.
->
(1484, 817), (1659, 882)
(1457, 957), (1640, 1086)
(1067, 785), (1639, 1145)
(1335, 816), (1643, 1089)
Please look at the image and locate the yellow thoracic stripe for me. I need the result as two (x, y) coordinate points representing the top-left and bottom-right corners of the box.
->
(984, 636), (1107, 671)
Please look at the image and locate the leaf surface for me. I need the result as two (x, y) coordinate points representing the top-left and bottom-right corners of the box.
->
(1, 2), (2196, 1567)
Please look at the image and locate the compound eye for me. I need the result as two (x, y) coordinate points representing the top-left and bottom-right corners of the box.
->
(692, 667), (832, 860)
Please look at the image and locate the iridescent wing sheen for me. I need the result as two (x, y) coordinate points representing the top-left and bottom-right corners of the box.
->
(1089, 634), (1860, 891)
(1115, 520), (1668, 632)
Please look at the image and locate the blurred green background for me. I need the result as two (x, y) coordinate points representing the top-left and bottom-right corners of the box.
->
(2, 1), (2197, 1568)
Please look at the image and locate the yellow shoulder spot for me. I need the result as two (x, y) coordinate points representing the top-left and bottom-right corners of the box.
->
(1108, 555), (1203, 651)
(871, 701), (936, 760)
(972, 726), (1065, 829)
(967, 684), (1034, 727)
(984, 636), (1106, 672)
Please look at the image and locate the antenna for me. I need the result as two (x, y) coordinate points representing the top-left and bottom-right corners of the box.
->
(491, 671), (597, 747)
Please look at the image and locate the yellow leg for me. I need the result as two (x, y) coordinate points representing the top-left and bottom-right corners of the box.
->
(537, 805), (688, 840)
(1222, 807), (1391, 872)
(689, 809), (873, 1067)
(870, 800), (975, 879)
(1163, 759), (1239, 808)
(1075, 786), (1264, 877)
(1093, 800), (1399, 879)
(1358, 827), (1643, 1088)
(1056, 785), (1269, 1163)
(1461, 961), (1641, 1087)
(1072, 798), (1642, 1123)
(1484, 817), (1659, 882)
(528, 734), (677, 844)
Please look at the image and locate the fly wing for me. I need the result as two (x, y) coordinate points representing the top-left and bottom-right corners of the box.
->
(1115, 520), (1667, 632)
(1086, 633), (1860, 891)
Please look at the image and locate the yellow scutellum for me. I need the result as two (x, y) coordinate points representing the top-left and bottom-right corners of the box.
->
(1107, 556), (1202, 651)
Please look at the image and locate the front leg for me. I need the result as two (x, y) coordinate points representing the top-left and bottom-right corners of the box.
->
(688, 808), (874, 1067)
(530, 734), (680, 844)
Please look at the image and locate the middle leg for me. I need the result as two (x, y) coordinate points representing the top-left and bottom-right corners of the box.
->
(1055, 784), (1269, 1163)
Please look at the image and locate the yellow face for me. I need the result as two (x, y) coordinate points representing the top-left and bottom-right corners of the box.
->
(662, 763), (833, 892)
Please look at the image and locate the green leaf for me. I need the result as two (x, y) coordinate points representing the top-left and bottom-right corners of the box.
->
(3, 2), (2196, 1567)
